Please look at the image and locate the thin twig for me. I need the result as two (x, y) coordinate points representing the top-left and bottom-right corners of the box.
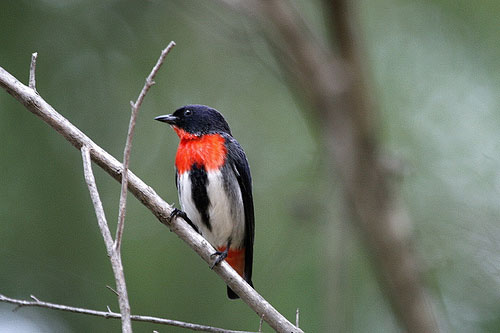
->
(81, 146), (132, 333)
(106, 285), (119, 296)
(107, 305), (114, 315)
(81, 147), (115, 248)
(0, 294), (255, 333)
(258, 315), (264, 332)
(0, 62), (302, 333)
(115, 41), (176, 253)
(295, 308), (299, 328)
(29, 52), (37, 92)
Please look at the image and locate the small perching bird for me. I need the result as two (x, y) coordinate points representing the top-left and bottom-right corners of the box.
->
(155, 105), (255, 299)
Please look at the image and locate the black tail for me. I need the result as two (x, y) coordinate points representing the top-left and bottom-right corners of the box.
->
(227, 279), (253, 299)
(227, 286), (239, 299)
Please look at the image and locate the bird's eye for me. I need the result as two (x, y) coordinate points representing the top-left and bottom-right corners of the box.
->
(184, 110), (192, 116)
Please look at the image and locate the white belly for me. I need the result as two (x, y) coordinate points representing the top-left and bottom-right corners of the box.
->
(178, 169), (245, 248)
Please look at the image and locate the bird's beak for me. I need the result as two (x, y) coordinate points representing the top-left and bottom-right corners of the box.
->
(154, 114), (177, 125)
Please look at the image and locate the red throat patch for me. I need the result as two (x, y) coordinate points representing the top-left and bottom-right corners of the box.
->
(173, 127), (227, 174)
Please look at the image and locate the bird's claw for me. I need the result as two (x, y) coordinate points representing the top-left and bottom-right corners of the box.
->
(169, 208), (199, 233)
(210, 249), (229, 269)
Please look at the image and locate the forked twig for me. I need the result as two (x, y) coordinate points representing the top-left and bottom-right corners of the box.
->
(0, 294), (255, 333)
(81, 146), (132, 332)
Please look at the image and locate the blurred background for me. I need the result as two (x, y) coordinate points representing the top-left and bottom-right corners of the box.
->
(1, 0), (500, 332)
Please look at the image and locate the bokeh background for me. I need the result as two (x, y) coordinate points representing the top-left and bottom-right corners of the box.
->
(1, 0), (500, 332)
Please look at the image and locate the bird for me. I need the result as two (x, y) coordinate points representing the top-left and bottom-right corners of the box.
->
(155, 104), (254, 299)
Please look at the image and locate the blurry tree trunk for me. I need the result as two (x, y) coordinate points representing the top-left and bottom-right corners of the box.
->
(221, 0), (439, 331)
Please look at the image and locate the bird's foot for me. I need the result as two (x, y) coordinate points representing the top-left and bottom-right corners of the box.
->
(169, 208), (199, 234)
(210, 247), (229, 269)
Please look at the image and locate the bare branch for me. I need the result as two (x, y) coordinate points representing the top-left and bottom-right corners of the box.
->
(115, 41), (176, 252)
(29, 52), (38, 92)
(0, 63), (301, 333)
(0, 294), (255, 333)
(81, 146), (132, 332)
(81, 147), (115, 249)
(295, 308), (299, 328)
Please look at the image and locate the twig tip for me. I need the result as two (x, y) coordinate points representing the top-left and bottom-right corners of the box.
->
(106, 285), (119, 296)
(29, 52), (39, 91)
(30, 295), (40, 302)
(258, 313), (265, 332)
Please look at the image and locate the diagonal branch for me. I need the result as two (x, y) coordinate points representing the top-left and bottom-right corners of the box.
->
(81, 146), (132, 332)
(0, 64), (302, 333)
(115, 42), (176, 253)
(82, 146), (115, 249)
(0, 294), (256, 333)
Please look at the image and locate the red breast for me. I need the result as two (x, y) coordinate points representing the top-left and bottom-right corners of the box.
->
(174, 127), (227, 174)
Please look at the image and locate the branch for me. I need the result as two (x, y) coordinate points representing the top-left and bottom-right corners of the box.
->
(0, 64), (302, 333)
(81, 147), (115, 252)
(81, 146), (132, 332)
(29, 52), (38, 92)
(0, 294), (255, 333)
(115, 41), (176, 252)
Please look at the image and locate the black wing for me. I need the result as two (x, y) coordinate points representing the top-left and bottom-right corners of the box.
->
(225, 135), (254, 286)
(175, 168), (178, 190)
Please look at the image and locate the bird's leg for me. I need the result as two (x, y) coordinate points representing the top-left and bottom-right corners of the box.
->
(169, 208), (199, 234)
(210, 240), (231, 269)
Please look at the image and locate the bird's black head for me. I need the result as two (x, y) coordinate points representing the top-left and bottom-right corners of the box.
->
(155, 105), (232, 137)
